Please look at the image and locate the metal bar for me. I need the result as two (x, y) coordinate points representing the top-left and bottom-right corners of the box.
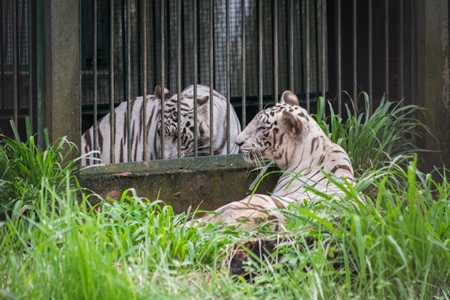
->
(368, 0), (373, 113)
(321, 0), (327, 103)
(193, 0), (198, 156)
(177, 0), (182, 158)
(241, 0), (246, 125)
(306, 0), (310, 110)
(79, 0), (82, 152)
(125, 0), (131, 162)
(109, 0), (115, 163)
(411, 0), (416, 105)
(273, 0), (278, 104)
(0, 0), (4, 111)
(353, 0), (357, 108)
(28, 0), (33, 132)
(258, 1), (262, 110)
(151, 0), (157, 87)
(336, 0), (341, 115)
(288, 0), (294, 91)
(209, 0), (215, 153)
(141, 0), (147, 161)
(93, 0), (98, 162)
(160, 0), (165, 159)
(385, 0), (389, 101)
(36, 0), (44, 149)
(399, 0), (404, 100)
(166, 0), (171, 88)
(226, 0), (230, 154)
(13, 0), (18, 125)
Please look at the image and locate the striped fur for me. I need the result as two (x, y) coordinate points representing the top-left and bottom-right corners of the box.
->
(159, 84), (241, 159)
(190, 91), (354, 230)
(81, 91), (164, 166)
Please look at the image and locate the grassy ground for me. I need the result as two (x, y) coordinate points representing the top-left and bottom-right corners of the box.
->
(1, 100), (449, 299)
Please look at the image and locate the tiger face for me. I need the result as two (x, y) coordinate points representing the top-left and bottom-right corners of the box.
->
(235, 92), (319, 169)
(236, 90), (353, 199)
(157, 84), (241, 159)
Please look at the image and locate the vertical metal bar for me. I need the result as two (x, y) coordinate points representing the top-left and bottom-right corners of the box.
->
(241, 0), (246, 126)
(368, 0), (373, 113)
(193, 0), (198, 156)
(109, 0), (115, 163)
(336, 0), (341, 115)
(28, 0), (33, 132)
(209, 0), (215, 153)
(321, 0), (327, 103)
(79, 0), (82, 152)
(141, 0), (147, 160)
(226, 0), (230, 154)
(13, 0), (18, 125)
(273, 0), (278, 104)
(160, 0), (165, 159)
(399, 0), (404, 101)
(36, 0), (44, 149)
(177, 0), (182, 157)
(352, 0), (357, 108)
(151, 0), (157, 87)
(93, 0), (98, 162)
(258, 1), (263, 110)
(306, 0), (310, 111)
(385, 0), (389, 101)
(410, 0), (416, 105)
(288, 0), (294, 91)
(125, 0), (131, 162)
(0, 0), (4, 111)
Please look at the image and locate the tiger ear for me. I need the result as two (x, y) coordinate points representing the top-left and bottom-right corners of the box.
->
(197, 95), (209, 106)
(281, 91), (299, 106)
(154, 85), (174, 100)
(281, 110), (303, 136)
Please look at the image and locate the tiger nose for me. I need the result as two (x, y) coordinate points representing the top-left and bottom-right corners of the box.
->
(235, 141), (244, 147)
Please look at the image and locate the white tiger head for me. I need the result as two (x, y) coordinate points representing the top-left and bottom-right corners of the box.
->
(156, 84), (241, 159)
(235, 91), (325, 170)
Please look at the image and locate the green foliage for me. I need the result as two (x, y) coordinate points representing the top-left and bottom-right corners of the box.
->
(1, 155), (449, 299)
(0, 100), (448, 298)
(313, 93), (430, 175)
(0, 118), (81, 217)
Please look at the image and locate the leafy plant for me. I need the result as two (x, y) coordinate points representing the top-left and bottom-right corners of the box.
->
(313, 93), (431, 175)
(0, 118), (81, 218)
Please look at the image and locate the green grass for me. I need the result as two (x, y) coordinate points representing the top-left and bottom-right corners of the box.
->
(313, 93), (431, 175)
(0, 118), (81, 218)
(1, 99), (449, 299)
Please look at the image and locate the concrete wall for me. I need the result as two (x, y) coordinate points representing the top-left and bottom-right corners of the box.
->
(43, 0), (80, 149)
(79, 155), (279, 214)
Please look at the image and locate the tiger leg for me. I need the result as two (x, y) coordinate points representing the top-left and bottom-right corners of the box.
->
(188, 194), (294, 231)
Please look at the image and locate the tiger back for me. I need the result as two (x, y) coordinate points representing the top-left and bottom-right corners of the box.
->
(81, 92), (163, 166)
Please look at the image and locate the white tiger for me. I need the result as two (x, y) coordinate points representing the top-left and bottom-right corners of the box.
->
(189, 90), (354, 230)
(81, 85), (241, 165)
(158, 84), (241, 159)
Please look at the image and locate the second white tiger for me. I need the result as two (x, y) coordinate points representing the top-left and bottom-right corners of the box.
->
(81, 85), (241, 165)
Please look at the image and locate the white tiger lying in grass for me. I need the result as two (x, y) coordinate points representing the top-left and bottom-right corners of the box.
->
(189, 91), (354, 230)
(81, 85), (241, 165)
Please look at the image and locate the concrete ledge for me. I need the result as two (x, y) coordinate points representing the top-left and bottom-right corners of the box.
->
(79, 155), (280, 214)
